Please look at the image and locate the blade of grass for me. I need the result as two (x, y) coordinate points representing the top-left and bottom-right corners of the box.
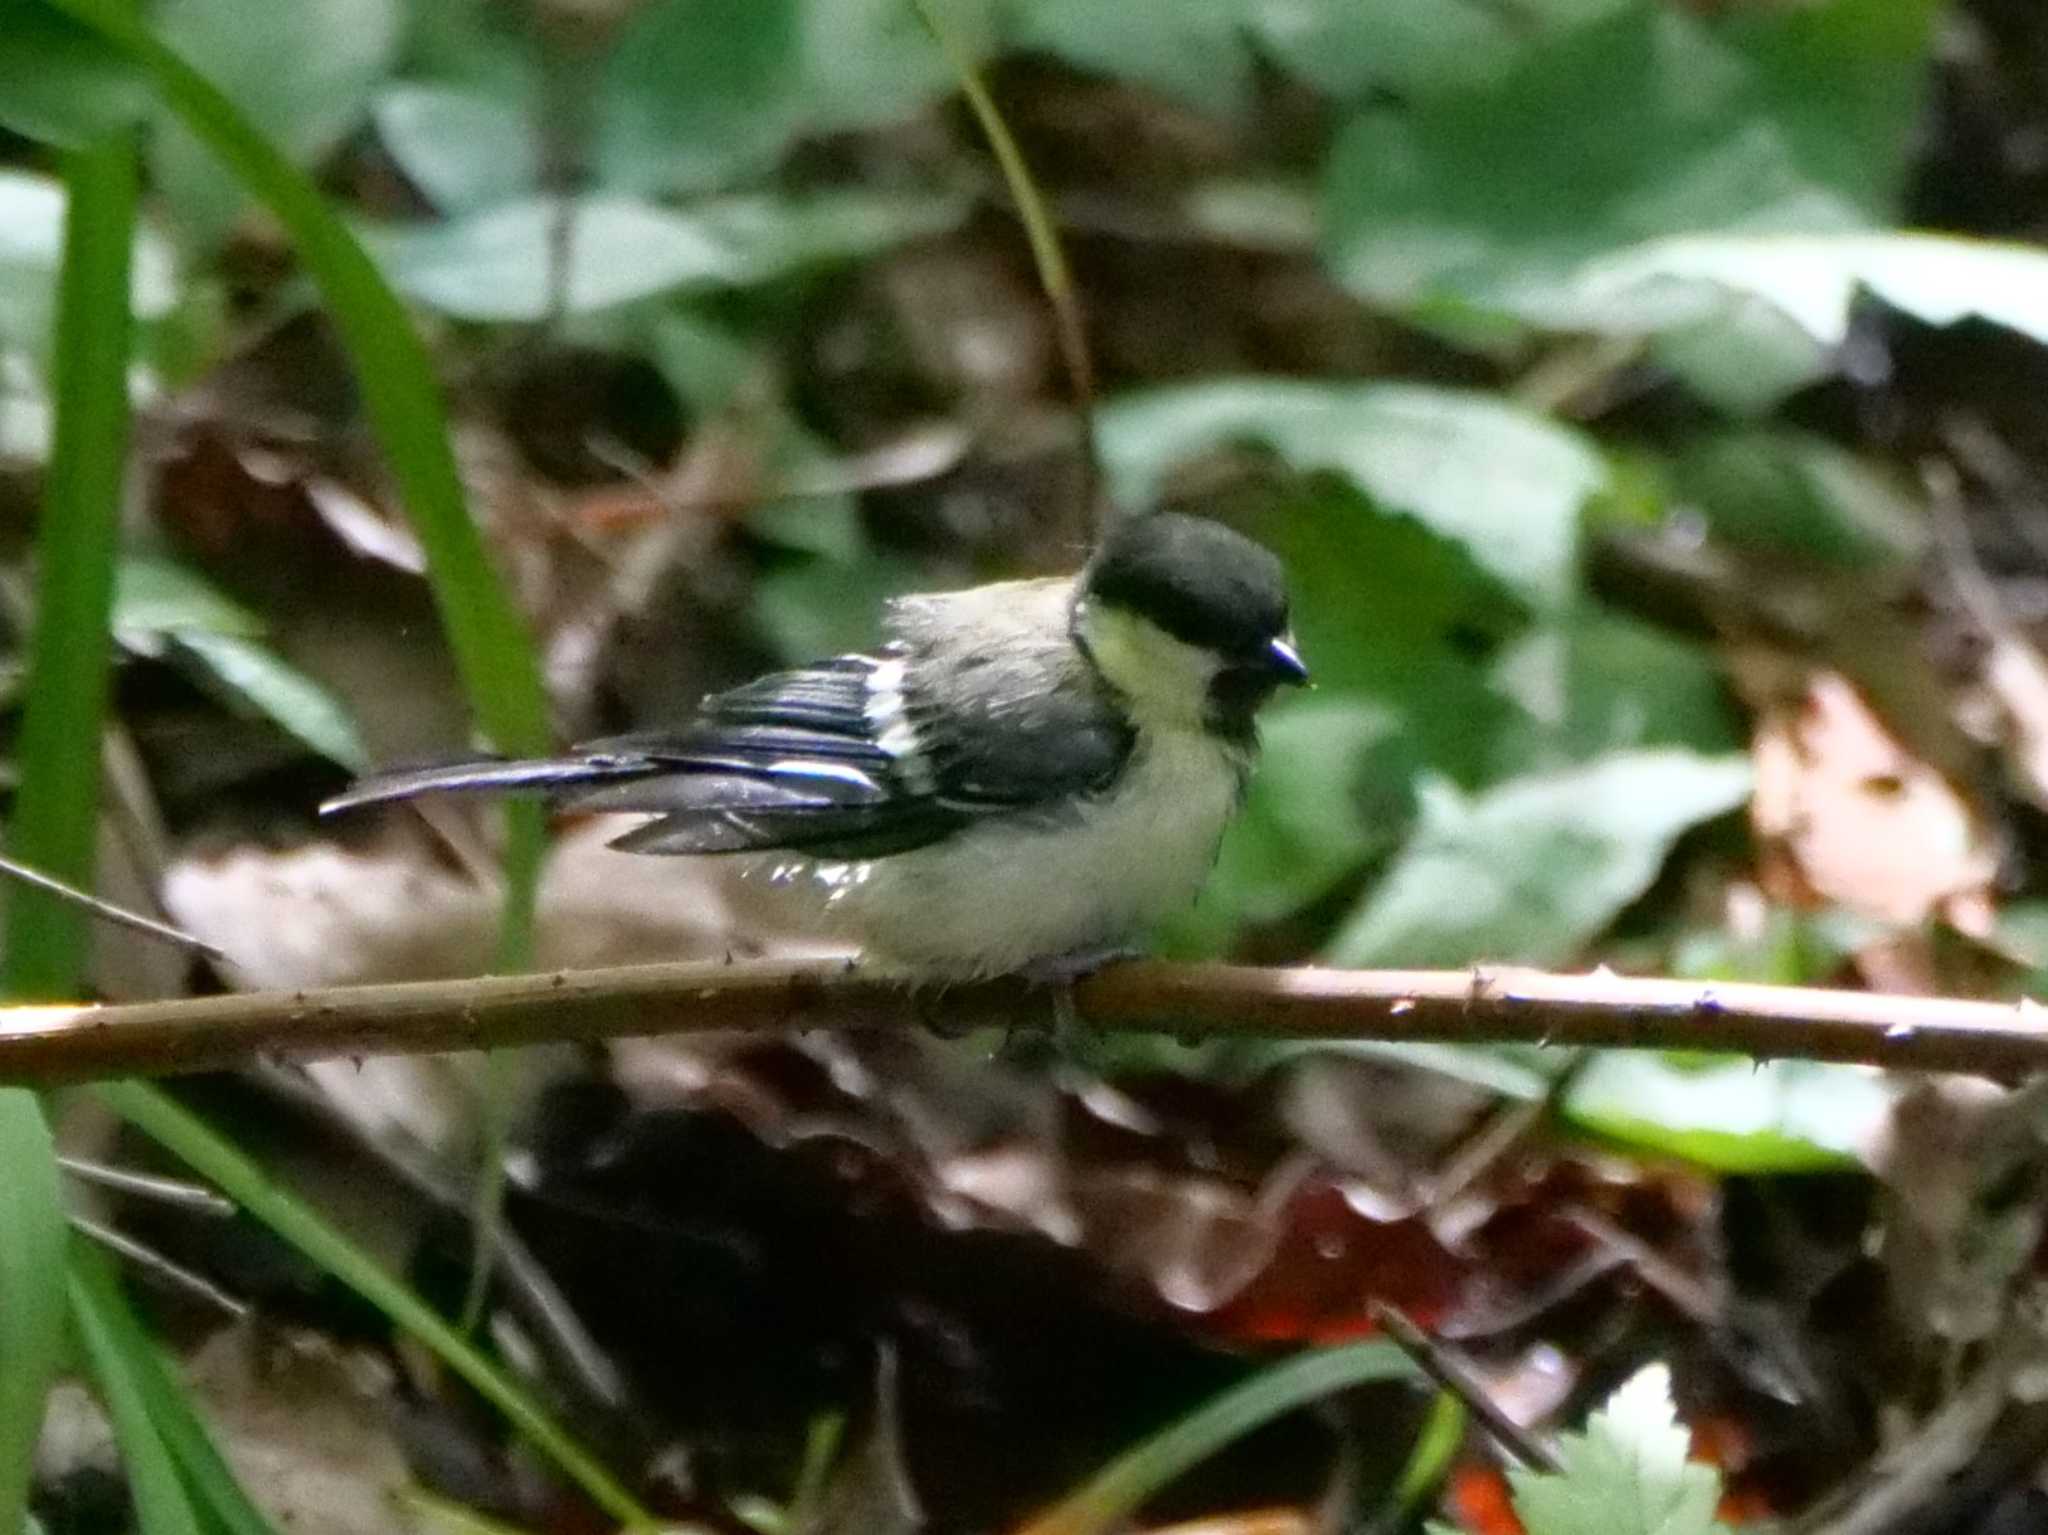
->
(70, 1246), (207, 1535)
(97, 1079), (656, 1529)
(3, 74), (137, 1000)
(0, 100), (141, 1535)
(403, 1487), (549, 1535)
(461, 838), (542, 1331)
(1013, 1342), (1417, 1535)
(64, 1246), (277, 1535)
(0, 1094), (65, 1535)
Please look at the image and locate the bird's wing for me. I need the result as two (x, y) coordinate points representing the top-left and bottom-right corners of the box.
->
(575, 644), (1133, 858)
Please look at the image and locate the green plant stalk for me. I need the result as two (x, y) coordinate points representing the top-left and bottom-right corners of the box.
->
(1393, 1390), (1467, 1513)
(70, 1247), (207, 1535)
(462, 817), (545, 1330)
(1015, 1341), (1417, 1535)
(910, 0), (1097, 469)
(0, 109), (140, 1535)
(97, 1080), (656, 1529)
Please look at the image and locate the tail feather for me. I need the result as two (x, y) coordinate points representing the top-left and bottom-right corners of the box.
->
(319, 753), (651, 816)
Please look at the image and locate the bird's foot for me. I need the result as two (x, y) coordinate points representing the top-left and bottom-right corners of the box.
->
(998, 947), (1143, 1061)
(1016, 946), (1143, 990)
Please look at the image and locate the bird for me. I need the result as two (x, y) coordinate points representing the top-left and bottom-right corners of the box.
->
(322, 512), (1308, 978)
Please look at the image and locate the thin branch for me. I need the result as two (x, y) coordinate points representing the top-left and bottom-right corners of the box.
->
(0, 850), (222, 960)
(0, 960), (2044, 1086)
(57, 1155), (235, 1216)
(68, 1212), (250, 1320)
(1371, 1302), (1559, 1473)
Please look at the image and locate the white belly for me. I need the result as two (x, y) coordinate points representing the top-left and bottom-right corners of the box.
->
(811, 729), (1243, 976)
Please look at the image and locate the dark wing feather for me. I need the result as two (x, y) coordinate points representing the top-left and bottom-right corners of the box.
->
(910, 687), (1132, 811)
(565, 654), (962, 857)
(320, 752), (652, 814)
(585, 643), (1134, 857)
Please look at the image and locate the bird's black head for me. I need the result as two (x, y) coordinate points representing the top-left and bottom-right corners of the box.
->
(1079, 513), (1308, 725)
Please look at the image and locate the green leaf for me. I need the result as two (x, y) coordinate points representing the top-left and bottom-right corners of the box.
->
(1669, 904), (1872, 988)
(1200, 692), (1414, 925)
(597, 0), (989, 193)
(1100, 380), (1605, 610)
(753, 545), (922, 663)
(149, 0), (402, 251)
(1491, 612), (1742, 763)
(0, 167), (176, 351)
(362, 189), (969, 321)
(1667, 427), (1925, 569)
(1009, 0), (1255, 116)
(1570, 230), (2048, 358)
(398, 0), (537, 92)
(172, 633), (370, 771)
(595, 0), (802, 195)
(1261, 488), (1525, 783)
(1255, 0), (1627, 100)
(1010, 0), (1621, 111)
(112, 556), (262, 637)
(808, 0), (991, 130)
(0, 1), (149, 147)
(1016, 1342), (1416, 1535)
(0, 1093), (65, 1535)
(1328, 750), (1753, 969)
(1324, 0), (1941, 349)
(70, 1249), (209, 1535)
(1509, 1364), (1731, 1535)
(372, 81), (538, 213)
(694, 187), (974, 283)
(1565, 1054), (1894, 1173)
(1645, 289), (1835, 414)
(111, 559), (369, 768)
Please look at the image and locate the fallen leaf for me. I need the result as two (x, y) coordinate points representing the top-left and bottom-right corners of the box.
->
(1748, 669), (1997, 933)
(187, 1324), (421, 1535)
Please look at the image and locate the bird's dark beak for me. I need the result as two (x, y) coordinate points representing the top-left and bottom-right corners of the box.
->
(1266, 634), (1310, 686)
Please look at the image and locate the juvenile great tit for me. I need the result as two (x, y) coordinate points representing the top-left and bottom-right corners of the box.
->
(323, 512), (1307, 977)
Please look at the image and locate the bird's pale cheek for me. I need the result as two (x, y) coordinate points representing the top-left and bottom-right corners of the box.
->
(1079, 605), (1217, 727)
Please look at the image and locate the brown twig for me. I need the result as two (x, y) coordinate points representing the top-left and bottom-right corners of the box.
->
(0, 960), (2045, 1087)
(1370, 1302), (1560, 1473)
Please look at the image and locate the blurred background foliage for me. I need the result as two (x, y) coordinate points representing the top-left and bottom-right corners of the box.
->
(9, 0), (2048, 1532)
